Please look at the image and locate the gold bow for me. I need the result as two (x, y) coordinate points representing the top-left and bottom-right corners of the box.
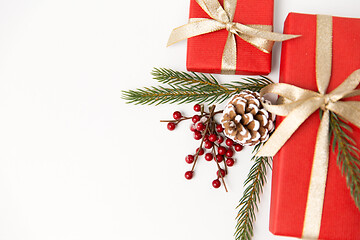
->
(167, 0), (300, 74)
(257, 15), (360, 239)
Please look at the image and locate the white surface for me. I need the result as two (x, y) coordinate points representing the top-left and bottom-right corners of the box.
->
(0, 0), (358, 240)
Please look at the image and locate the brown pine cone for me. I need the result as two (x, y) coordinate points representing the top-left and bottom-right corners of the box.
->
(220, 90), (275, 146)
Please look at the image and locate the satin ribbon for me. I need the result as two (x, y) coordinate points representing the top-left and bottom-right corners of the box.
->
(167, 0), (300, 74)
(256, 15), (360, 239)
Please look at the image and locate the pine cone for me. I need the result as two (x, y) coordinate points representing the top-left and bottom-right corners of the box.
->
(220, 90), (275, 146)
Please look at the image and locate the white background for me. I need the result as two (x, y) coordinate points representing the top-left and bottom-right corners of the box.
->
(0, 0), (358, 240)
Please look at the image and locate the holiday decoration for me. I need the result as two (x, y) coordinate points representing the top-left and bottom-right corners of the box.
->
(122, 68), (273, 105)
(257, 13), (360, 239)
(124, 7), (360, 240)
(221, 90), (275, 146)
(167, 0), (299, 75)
(123, 68), (274, 240)
(123, 66), (360, 240)
(161, 104), (246, 191)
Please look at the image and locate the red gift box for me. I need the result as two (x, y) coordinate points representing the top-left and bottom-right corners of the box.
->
(186, 0), (273, 75)
(270, 13), (360, 239)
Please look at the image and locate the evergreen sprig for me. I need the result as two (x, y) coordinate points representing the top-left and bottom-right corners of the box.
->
(330, 111), (360, 210)
(122, 68), (273, 105)
(235, 143), (272, 240)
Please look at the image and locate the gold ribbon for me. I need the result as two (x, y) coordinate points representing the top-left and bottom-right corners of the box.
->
(167, 0), (300, 74)
(256, 15), (360, 239)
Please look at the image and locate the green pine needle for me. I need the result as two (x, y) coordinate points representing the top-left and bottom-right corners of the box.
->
(122, 68), (273, 105)
(329, 111), (360, 210)
(234, 143), (272, 240)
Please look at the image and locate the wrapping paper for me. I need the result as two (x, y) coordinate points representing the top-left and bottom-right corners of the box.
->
(269, 12), (360, 240)
(186, 0), (273, 75)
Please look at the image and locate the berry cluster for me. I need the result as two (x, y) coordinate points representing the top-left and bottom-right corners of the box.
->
(162, 104), (244, 191)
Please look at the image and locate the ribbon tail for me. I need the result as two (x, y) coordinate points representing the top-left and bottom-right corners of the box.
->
(327, 101), (360, 128)
(329, 69), (360, 100)
(234, 23), (300, 40)
(233, 23), (300, 53)
(302, 110), (330, 238)
(167, 19), (225, 46)
(234, 24), (274, 53)
(256, 98), (323, 157)
(237, 32), (273, 53)
(221, 32), (237, 74)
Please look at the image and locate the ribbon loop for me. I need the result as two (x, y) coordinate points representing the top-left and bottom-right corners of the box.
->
(195, 0), (230, 23)
(327, 101), (360, 128)
(167, 19), (225, 47)
(328, 69), (360, 101)
(261, 83), (320, 102)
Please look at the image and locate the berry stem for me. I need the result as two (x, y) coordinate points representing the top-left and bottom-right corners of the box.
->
(191, 142), (205, 171)
(212, 146), (228, 192)
(160, 110), (221, 124)
(224, 156), (228, 174)
(191, 105), (216, 172)
(160, 117), (192, 123)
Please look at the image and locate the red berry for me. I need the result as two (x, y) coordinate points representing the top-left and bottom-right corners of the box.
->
(194, 131), (202, 140)
(204, 141), (213, 149)
(185, 155), (194, 164)
(192, 115), (200, 123)
(203, 134), (209, 141)
(212, 179), (221, 188)
(196, 122), (205, 131)
(217, 169), (226, 178)
(216, 124), (223, 133)
(167, 122), (176, 131)
(216, 154), (223, 162)
(193, 104), (201, 112)
(205, 153), (213, 161)
(225, 138), (234, 146)
(185, 171), (193, 180)
(190, 124), (196, 132)
(196, 148), (204, 156)
(226, 158), (235, 167)
(208, 134), (217, 142)
(234, 144), (243, 152)
(173, 111), (182, 120)
(217, 136), (224, 144)
(226, 149), (234, 158)
(218, 146), (227, 155)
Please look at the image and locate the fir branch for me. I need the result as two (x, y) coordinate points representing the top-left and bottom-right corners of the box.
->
(329, 111), (360, 210)
(234, 143), (272, 240)
(152, 68), (224, 89)
(223, 77), (273, 93)
(122, 68), (273, 105)
(122, 85), (230, 105)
